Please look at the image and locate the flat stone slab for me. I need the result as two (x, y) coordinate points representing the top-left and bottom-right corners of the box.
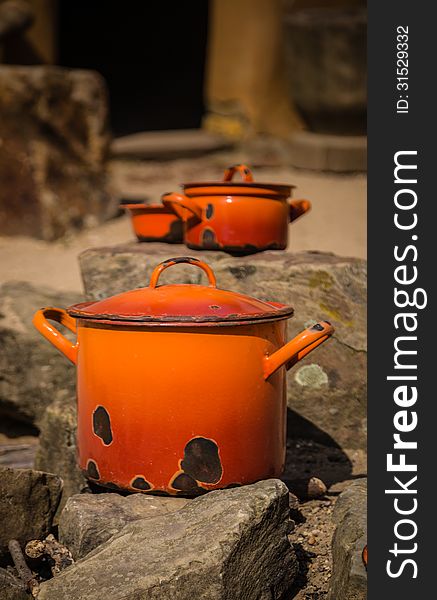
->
(288, 131), (367, 172)
(0, 442), (37, 469)
(112, 129), (232, 160)
(39, 479), (297, 600)
(79, 246), (367, 451)
(59, 492), (189, 559)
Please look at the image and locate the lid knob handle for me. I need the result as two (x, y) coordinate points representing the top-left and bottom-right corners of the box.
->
(223, 164), (254, 183)
(149, 257), (217, 289)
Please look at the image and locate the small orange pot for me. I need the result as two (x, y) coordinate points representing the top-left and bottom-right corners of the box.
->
(33, 257), (333, 496)
(122, 203), (183, 243)
(162, 164), (311, 254)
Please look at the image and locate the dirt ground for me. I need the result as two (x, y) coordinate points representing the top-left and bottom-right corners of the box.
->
(284, 437), (366, 599)
(0, 154), (366, 293)
(288, 496), (336, 600)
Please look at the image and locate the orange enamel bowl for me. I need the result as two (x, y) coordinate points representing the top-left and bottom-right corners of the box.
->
(33, 257), (333, 496)
(122, 203), (183, 243)
(162, 164), (311, 254)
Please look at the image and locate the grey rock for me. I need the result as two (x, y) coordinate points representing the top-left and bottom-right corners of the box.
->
(0, 66), (117, 240)
(59, 492), (189, 559)
(0, 282), (80, 426)
(79, 246), (367, 450)
(0, 467), (62, 560)
(34, 394), (87, 515)
(0, 568), (28, 600)
(328, 478), (367, 600)
(39, 479), (297, 600)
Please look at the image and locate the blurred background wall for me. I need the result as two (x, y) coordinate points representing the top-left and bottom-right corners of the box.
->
(0, 0), (366, 138)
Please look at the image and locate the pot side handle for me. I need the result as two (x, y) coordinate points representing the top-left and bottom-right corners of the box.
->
(161, 192), (202, 221)
(289, 199), (311, 223)
(32, 308), (78, 365)
(263, 321), (334, 380)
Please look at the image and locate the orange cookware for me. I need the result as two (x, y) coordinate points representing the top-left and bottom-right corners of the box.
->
(33, 256), (333, 496)
(162, 164), (311, 254)
(122, 202), (183, 243)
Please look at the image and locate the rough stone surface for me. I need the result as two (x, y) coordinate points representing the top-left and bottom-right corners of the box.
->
(79, 246), (367, 449)
(59, 492), (189, 559)
(328, 478), (367, 600)
(0, 66), (117, 240)
(0, 282), (79, 426)
(0, 568), (28, 600)
(39, 479), (296, 600)
(34, 394), (87, 515)
(0, 467), (62, 560)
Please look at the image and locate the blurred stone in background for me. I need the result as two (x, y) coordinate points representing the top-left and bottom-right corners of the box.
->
(0, 65), (117, 240)
(0, 0), (34, 42)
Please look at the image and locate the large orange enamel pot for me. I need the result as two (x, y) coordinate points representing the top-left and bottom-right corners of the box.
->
(162, 164), (311, 255)
(33, 257), (333, 496)
(122, 203), (183, 243)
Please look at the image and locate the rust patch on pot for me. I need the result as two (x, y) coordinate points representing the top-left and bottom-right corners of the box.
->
(181, 437), (223, 484)
(92, 406), (113, 445)
(171, 472), (204, 494)
(86, 459), (100, 480)
(130, 476), (152, 491)
(205, 203), (214, 219)
(162, 256), (200, 266)
(201, 228), (218, 249)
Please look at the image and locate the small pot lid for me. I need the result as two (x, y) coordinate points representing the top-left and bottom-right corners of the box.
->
(182, 164), (294, 196)
(67, 257), (294, 325)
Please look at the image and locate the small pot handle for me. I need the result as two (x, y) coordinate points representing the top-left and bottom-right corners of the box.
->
(32, 308), (78, 365)
(223, 164), (254, 183)
(149, 257), (217, 289)
(263, 321), (334, 380)
(161, 192), (202, 221)
(289, 199), (311, 223)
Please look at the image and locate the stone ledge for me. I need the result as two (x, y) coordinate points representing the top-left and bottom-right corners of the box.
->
(288, 131), (367, 172)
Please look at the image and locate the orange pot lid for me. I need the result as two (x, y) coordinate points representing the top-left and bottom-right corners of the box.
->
(68, 257), (294, 326)
(182, 164), (294, 197)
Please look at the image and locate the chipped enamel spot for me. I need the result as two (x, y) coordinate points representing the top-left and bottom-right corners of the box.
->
(86, 459), (100, 480)
(130, 476), (152, 491)
(181, 437), (222, 484)
(92, 406), (113, 446)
